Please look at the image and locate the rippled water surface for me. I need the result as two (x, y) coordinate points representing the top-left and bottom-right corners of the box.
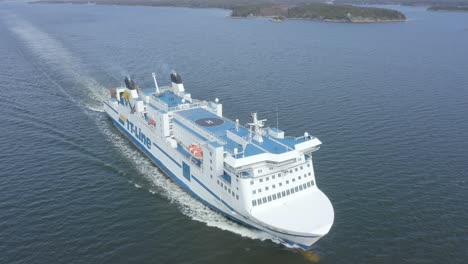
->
(0, 3), (467, 264)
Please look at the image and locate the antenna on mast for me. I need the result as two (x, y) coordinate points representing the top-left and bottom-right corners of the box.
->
(152, 72), (161, 94)
(276, 106), (279, 130)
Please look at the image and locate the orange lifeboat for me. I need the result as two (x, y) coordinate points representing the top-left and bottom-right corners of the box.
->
(188, 144), (203, 158)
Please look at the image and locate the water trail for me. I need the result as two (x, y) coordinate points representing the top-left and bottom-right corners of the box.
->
(4, 15), (282, 246)
(5, 14), (108, 112)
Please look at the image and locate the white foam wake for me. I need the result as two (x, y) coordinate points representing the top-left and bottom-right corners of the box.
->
(4, 15), (280, 246)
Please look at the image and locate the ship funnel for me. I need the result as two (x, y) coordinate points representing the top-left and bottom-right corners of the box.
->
(124, 76), (137, 90)
(170, 71), (185, 94)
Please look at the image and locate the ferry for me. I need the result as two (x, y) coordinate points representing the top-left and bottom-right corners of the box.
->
(103, 72), (334, 248)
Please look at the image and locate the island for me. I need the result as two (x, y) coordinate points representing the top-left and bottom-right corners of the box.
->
(30, 0), (406, 23)
(231, 3), (406, 22)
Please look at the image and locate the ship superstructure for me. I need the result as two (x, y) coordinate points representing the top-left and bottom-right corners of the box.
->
(103, 72), (334, 248)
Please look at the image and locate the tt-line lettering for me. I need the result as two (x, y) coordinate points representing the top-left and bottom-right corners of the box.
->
(126, 120), (151, 149)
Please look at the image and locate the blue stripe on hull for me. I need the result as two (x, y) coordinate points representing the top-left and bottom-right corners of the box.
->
(110, 117), (315, 249)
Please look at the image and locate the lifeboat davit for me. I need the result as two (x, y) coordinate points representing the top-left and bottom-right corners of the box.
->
(188, 144), (203, 158)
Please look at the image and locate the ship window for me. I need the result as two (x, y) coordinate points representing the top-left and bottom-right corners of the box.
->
(277, 192), (281, 198)
(210, 152), (212, 156)
(258, 199), (262, 205)
(273, 194), (277, 200)
(258, 169), (262, 173)
(224, 186), (227, 191)
(272, 184), (276, 189)
(232, 192), (235, 197)
(295, 187), (299, 192)
(265, 187), (269, 191)
(289, 170), (292, 173)
(299, 185), (303, 191)
(210, 166), (212, 171)
(286, 180), (289, 184)
(308, 172), (311, 176)
(228, 189), (231, 194)
(291, 188), (295, 194)
(210, 174), (213, 178)
(221, 182), (223, 187)
(252, 200), (257, 206)
(278, 173), (281, 177)
(260, 179), (263, 183)
(262, 197), (267, 203)
(236, 194), (239, 200)
(279, 182), (282, 187)
(268, 196), (272, 202)
(272, 175), (275, 179)
(210, 159), (212, 164)
(307, 182), (311, 187)
(286, 189), (291, 195)
(311, 180), (315, 186)
(253, 190), (256, 194)
(258, 189), (261, 193)
(300, 166), (303, 170)
(303, 183), (307, 189)
(250, 181), (254, 185)
(295, 168), (298, 172)
(270, 167), (273, 170)
(307, 163), (310, 167)
(266, 177), (269, 181)
(217, 180), (219, 185)
(282, 191), (286, 196)
(304, 174), (307, 178)
(299, 176), (302, 180)
(292, 178), (296, 182)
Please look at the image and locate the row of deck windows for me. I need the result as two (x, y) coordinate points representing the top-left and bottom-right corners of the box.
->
(251, 181), (315, 207)
(217, 179), (239, 200)
(251, 172), (312, 195)
(251, 164), (312, 185)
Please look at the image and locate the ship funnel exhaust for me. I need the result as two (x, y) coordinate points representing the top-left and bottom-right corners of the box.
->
(170, 71), (185, 94)
(124, 76), (137, 90)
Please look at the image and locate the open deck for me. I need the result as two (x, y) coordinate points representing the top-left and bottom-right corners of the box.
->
(176, 107), (311, 158)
